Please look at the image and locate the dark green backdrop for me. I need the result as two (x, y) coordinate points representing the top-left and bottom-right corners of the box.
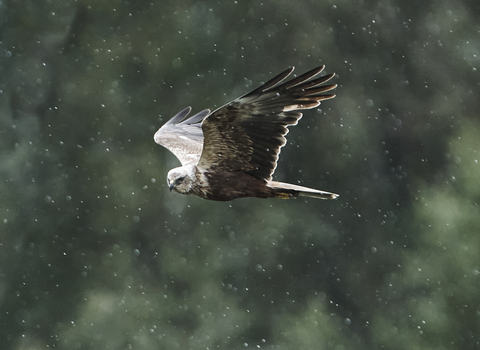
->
(1, 0), (479, 349)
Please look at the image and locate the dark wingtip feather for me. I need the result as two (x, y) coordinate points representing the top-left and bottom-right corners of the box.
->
(243, 67), (295, 97)
(281, 65), (326, 89)
(302, 73), (336, 89)
(304, 84), (338, 96)
(165, 106), (192, 125)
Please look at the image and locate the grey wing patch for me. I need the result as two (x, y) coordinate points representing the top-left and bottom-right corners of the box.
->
(154, 107), (210, 166)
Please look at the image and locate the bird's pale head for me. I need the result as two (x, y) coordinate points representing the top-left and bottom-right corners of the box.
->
(167, 165), (196, 195)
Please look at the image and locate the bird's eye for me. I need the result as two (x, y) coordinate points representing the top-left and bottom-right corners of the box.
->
(175, 176), (186, 185)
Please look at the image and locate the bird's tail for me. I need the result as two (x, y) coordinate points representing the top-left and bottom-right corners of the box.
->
(267, 181), (339, 200)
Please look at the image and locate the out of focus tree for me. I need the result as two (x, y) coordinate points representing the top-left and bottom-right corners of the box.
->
(1, 0), (479, 349)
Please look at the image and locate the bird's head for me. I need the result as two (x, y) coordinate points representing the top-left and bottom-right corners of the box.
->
(167, 165), (196, 195)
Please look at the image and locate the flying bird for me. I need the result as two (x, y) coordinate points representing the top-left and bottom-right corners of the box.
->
(154, 65), (338, 201)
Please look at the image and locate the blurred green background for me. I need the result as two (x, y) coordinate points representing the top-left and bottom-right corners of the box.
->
(1, 0), (479, 349)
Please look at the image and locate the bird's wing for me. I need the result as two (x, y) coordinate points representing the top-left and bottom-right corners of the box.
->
(197, 66), (336, 181)
(154, 107), (210, 166)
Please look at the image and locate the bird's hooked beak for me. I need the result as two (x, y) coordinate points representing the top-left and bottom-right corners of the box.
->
(168, 179), (174, 192)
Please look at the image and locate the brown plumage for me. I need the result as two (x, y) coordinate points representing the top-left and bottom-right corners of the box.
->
(154, 66), (339, 201)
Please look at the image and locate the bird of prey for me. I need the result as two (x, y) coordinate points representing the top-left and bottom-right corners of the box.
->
(154, 65), (338, 201)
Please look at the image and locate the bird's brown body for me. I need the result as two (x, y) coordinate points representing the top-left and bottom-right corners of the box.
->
(195, 170), (277, 201)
